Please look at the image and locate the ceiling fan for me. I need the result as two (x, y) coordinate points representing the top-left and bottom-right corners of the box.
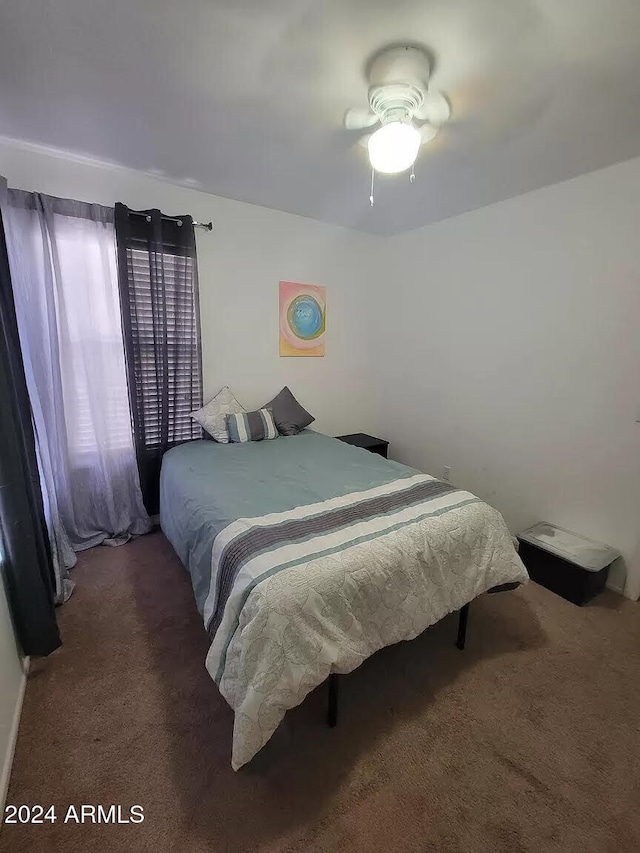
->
(344, 45), (451, 180)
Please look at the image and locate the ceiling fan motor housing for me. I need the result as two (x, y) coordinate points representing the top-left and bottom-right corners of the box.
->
(366, 46), (432, 125)
(369, 82), (425, 125)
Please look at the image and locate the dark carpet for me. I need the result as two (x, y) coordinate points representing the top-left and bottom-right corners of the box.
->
(1, 532), (639, 852)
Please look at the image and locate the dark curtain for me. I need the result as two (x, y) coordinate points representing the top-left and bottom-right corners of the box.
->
(0, 204), (60, 657)
(114, 205), (203, 514)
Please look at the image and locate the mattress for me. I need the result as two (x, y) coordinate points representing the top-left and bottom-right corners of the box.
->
(160, 431), (528, 769)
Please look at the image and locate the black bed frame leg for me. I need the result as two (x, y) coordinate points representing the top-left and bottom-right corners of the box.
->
(327, 673), (338, 727)
(456, 602), (470, 650)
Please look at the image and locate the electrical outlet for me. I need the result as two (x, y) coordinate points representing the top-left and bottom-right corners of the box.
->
(443, 466), (451, 482)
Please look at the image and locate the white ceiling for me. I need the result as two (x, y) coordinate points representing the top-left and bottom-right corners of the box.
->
(1, 0), (639, 235)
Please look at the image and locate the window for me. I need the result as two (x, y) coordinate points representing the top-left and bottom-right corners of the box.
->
(54, 221), (133, 458)
(5, 199), (134, 461)
(124, 246), (202, 448)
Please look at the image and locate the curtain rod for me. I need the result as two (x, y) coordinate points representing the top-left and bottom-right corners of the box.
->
(129, 209), (213, 232)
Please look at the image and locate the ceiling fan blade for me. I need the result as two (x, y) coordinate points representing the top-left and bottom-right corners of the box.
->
(418, 122), (439, 145)
(344, 106), (379, 130)
(414, 91), (451, 126)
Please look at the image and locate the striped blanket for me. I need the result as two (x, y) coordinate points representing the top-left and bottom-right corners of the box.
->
(203, 474), (528, 769)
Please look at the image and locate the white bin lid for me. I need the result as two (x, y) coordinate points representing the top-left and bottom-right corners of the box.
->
(517, 523), (619, 572)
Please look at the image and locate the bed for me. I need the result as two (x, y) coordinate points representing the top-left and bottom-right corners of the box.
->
(160, 430), (528, 770)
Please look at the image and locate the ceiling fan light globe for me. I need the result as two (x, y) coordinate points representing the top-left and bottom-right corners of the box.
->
(367, 121), (421, 174)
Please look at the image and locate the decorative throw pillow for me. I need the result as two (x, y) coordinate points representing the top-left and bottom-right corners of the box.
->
(190, 386), (245, 443)
(263, 386), (314, 436)
(226, 409), (278, 443)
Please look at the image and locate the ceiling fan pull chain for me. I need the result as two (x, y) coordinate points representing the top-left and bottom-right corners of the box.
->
(410, 163), (416, 183)
(370, 167), (375, 206)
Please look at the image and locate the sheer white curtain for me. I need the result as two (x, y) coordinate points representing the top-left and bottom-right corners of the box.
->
(2, 192), (150, 601)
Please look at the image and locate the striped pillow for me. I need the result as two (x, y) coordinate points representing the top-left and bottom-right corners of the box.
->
(226, 408), (278, 443)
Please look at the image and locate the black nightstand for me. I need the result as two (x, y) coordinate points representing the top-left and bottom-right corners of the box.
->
(335, 433), (389, 459)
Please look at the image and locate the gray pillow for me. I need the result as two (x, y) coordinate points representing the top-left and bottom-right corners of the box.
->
(263, 386), (314, 436)
(190, 386), (245, 443)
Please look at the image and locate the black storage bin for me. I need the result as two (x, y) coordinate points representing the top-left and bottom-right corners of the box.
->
(516, 523), (619, 607)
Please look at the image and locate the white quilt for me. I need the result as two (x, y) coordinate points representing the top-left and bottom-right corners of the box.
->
(203, 475), (528, 769)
